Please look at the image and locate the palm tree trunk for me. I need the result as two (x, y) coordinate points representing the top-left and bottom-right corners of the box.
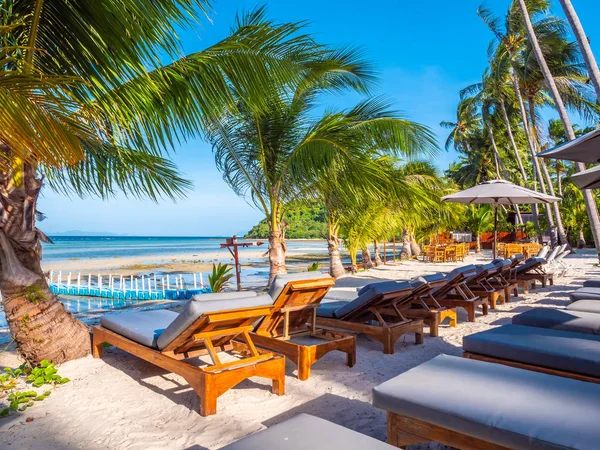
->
(400, 228), (412, 260)
(268, 224), (287, 284)
(518, 0), (600, 260)
(499, 99), (527, 179)
(361, 247), (374, 270)
(373, 240), (382, 266)
(540, 160), (571, 249)
(556, 164), (563, 196)
(0, 164), (90, 364)
(475, 234), (481, 253)
(327, 223), (345, 278)
(526, 97), (558, 246)
(558, 0), (600, 100)
(511, 71), (543, 242)
(578, 228), (586, 249)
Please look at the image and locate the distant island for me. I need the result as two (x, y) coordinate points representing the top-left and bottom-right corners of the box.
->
(245, 200), (327, 239)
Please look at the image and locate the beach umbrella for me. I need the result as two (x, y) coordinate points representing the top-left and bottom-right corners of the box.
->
(441, 179), (560, 258)
(537, 128), (600, 163)
(570, 165), (600, 190)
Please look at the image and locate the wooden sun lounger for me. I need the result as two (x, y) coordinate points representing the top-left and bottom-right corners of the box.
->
(251, 277), (356, 381)
(515, 257), (554, 293)
(396, 277), (457, 337)
(92, 303), (285, 416)
(430, 268), (488, 322)
(316, 283), (424, 354)
(489, 260), (519, 302)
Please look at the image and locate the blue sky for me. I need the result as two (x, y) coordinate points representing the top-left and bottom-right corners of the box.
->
(40, 0), (600, 236)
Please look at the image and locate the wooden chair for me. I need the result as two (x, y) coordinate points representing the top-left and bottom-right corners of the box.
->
(430, 267), (488, 322)
(504, 243), (522, 259)
(424, 245), (435, 263)
(251, 277), (356, 381)
(515, 258), (554, 293)
(444, 245), (456, 263)
(92, 302), (285, 416)
(434, 247), (445, 263)
(316, 282), (424, 354)
(397, 275), (458, 337)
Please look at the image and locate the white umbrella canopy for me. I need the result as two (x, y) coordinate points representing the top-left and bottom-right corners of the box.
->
(571, 165), (600, 190)
(441, 179), (560, 257)
(440, 179), (561, 205)
(537, 128), (600, 163)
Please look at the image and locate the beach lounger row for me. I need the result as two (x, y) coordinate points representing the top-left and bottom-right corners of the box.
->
(224, 353), (600, 449)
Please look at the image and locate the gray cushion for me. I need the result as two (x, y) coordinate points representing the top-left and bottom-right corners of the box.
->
(221, 413), (394, 449)
(100, 309), (178, 348)
(156, 294), (274, 350)
(324, 289), (360, 301)
(316, 300), (348, 318)
(192, 291), (257, 301)
(510, 253), (524, 261)
(512, 308), (600, 335)
(268, 272), (331, 301)
(463, 324), (600, 378)
(417, 273), (446, 284)
(567, 300), (600, 314)
(372, 354), (600, 450)
(570, 287), (600, 303)
(516, 257), (544, 274)
(317, 281), (413, 319)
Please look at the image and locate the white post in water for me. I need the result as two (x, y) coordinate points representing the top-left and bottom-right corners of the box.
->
(49, 270), (53, 284)
(67, 272), (71, 290)
(153, 274), (157, 291)
(58, 271), (62, 288)
(130, 275), (134, 293)
(98, 274), (102, 292)
(88, 273), (91, 290)
(199, 273), (204, 288)
(161, 278), (165, 297)
(193, 273), (197, 289)
(77, 273), (81, 293)
(135, 279), (139, 296)
(180, 274), (184, 289)
(120, 275), (124, 291)
(166, 274), (170, 289)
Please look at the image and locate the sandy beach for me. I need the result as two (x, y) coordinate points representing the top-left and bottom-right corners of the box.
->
(0, 251), (596, 449)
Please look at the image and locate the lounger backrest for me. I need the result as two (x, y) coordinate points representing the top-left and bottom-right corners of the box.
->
(516, 257), (544, 274)
(546, 247), (560, 263)
(157, 294), (274, 350)
(537, 245), (550, 259)
(254, 276), (335, 338)
(268, 271), (331, 300)
(335, 281), (414, 320)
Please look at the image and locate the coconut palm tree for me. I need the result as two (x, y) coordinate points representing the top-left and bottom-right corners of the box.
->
(1, 3), (337, 363)
(207, 52), (438, 283)
(440, 97), (481, 152)
(557, 0), (600, 100)
(516, 0), (600, 260)
(464, 206), (494, 253)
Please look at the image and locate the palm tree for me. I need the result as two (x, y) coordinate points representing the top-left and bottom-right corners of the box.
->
(516, 0), (600, 260)
(1, 3), (332, 363)
(440, 97), (481, 152)
(207, 48), (438, 283)
(557, 0), (600, 100)
(464, 206), (494, 253)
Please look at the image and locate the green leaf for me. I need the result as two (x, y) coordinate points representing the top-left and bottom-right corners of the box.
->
(33, 378), (45, 388)
(43, 391), (51, 397)
(39, 361), (50, 368)
(60, 378), (70, 384)
(0, 408), (10, 417)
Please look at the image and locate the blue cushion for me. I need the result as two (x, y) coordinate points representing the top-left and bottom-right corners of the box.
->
(583, 280), (600, 288)
(100, 309), (178, 348)
(372, 354), (600, 450)
(512, 308), (600, 335)
(316, 301), (348, 318)
(463, 324), (600, 378)
(221, 414), (395, 449)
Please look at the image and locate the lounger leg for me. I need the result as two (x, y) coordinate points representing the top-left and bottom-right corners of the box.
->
(271, 358), (285, 396)
(198, 375), (217, 417)
(383, 329), (395, 355)
(447, 309), (457, 328)
(297, 346), (312, 381)
(346, 347), (356, 368)
(467, 305), (475, 322)
(429, 314), (440, 338)
(415, 328), (424, 345)
(482, 301), (489, 316)
(92, 330), (104, 358)
(488, 293), (497, 309)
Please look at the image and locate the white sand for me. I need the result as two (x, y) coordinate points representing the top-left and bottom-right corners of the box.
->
(0, 251), (597, 449)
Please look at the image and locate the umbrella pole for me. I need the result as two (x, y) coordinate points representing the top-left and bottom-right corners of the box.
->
(493, 205), (498, 259)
